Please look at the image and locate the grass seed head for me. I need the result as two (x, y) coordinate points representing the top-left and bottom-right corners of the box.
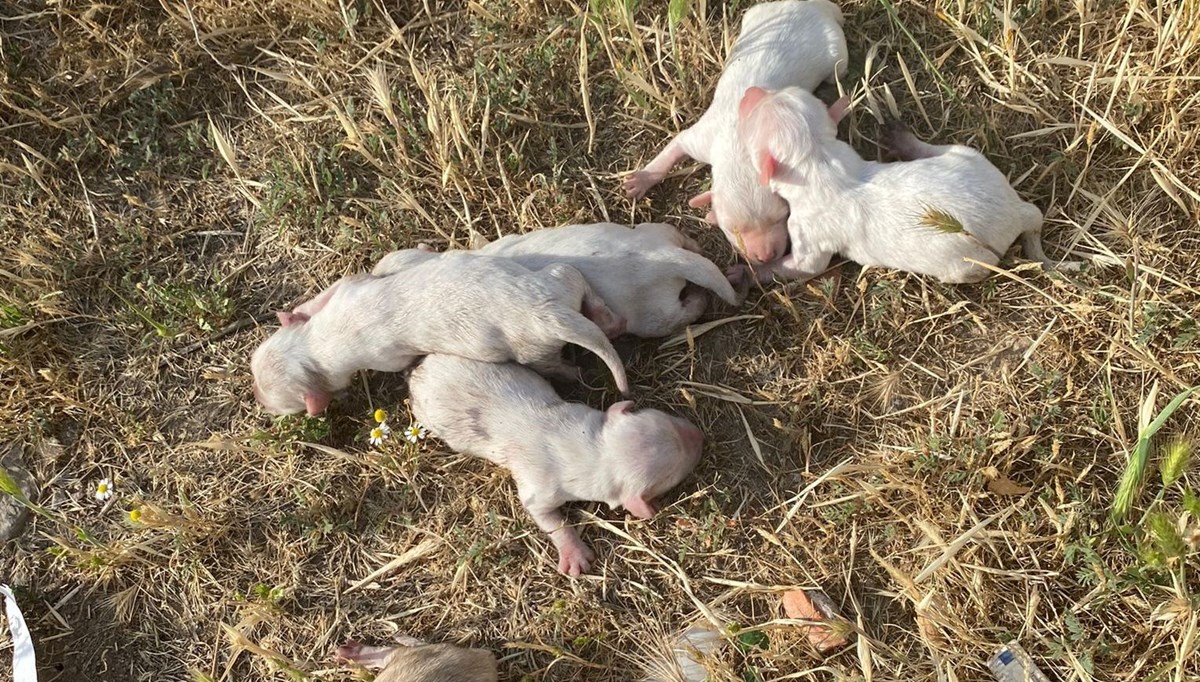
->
(918, 206), (965, 234)
(1160, 436), (1194, 488)
(1111, 451), (1148, 523)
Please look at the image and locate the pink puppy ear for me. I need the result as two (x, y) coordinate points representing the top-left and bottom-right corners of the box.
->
(304, 390), (331, 416)
(757, 151), (778, 186)
(828, 95), (850, 124)
(623, 495), (658, 520)
(607, 400), (635, 416)
(739, 86), (770, 120)
(277, 311), (309, 327)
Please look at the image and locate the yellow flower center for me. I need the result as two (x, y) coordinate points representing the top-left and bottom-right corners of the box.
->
(371, 428), (384, 439)
(374, 409), (388, 423)
(97, 483), (109, 494)
(129, 508), (142, 522)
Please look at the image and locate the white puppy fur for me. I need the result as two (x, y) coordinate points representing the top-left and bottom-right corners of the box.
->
(408, 355), (704, 577)
(377, 223), (738, 337)
(734, 86), (1077, 284)
(251, 251), (628, 415)
(624, 0), (848, 265)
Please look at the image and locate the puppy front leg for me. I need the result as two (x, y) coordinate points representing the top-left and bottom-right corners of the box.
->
(521, 492), (594, 576)
(726, 248), (834, 293)
(763, 249), (836, 283)
(623, 127), (703, 199)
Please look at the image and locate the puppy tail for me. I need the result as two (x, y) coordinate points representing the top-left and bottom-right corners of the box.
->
(666, 250), (740, 305)
(556, 313), (630, 396)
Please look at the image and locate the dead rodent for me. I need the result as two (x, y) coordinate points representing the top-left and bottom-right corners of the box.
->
(337, 637), (498, 682)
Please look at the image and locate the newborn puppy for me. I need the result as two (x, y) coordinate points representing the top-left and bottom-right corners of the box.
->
(251, 252), (629, 416)
(624, 0), (848, 265)
(408, 355), (704, 576)
(734, 86), (1077, 284)
(337, 635), (497, 682)
(377, 223), (740, 337)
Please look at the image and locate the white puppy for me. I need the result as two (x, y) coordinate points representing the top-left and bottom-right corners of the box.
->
(624, 0), (848, 265)
(734, 86), (1076, 284)
(408, 355), (704, 576)
(251, 252), (628, 415)
(375, 223), (739, 337)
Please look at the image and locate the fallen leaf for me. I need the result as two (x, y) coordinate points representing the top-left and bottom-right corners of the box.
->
(982, 467), (1031, 496)
(782, 590), (850, 652)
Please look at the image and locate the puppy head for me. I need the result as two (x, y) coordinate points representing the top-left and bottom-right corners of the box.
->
(704, 172), (791, 264)
(601, 401), (703, 519)
(736, 86), (844, 188)
(250, 329), (333, 416)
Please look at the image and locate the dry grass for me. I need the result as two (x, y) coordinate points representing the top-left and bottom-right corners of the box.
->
(2, 0), (1199, 680)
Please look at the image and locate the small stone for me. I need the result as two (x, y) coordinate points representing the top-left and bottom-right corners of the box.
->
(0, 452), (38, 544)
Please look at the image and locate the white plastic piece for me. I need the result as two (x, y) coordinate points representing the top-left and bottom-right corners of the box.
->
(1, 584), (37, 682)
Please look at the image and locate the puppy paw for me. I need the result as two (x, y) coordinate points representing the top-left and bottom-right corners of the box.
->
(557, 542), (595, 577)
(542, 362), (582, 384)
(623, 170), (661, 199)
(597, 312), (626, 339)
(582, 301), (626, 338)
(725, 264), (752, 303)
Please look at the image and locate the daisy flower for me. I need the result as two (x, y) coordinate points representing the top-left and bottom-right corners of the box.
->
(369, 408), (392, 437)
(404, 423), (428, 443)
(368, 426), (388, 447)
(95, 478), (114, 501)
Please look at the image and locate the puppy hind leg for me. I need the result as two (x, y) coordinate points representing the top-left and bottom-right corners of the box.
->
(679, 285), (709, 320)
(527, 355), (583, 384)
(537, 263), (626, 339)
(936, 245), (998, 284)
(884, 123), (948, 161)
(580, 289), (626, 339)
(1018, 204), (1082, 271)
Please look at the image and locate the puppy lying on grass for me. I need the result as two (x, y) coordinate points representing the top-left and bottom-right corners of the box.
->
(463, 222), (739, 337)
(409, 354), (703, 576)
(625, 0), (848, 266)
(732, 85), (1078, 285)
(251, 251), (628, 416)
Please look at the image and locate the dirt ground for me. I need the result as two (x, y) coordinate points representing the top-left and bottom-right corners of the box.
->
(1, 0), (1199, 680)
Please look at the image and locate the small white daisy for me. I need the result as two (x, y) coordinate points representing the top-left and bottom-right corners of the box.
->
(368, 426), (388, 447)
(95, 478), (114, 501)
(404, 423), (427, 443)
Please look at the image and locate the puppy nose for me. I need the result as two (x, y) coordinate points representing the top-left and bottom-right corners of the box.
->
(744, 241), (777, 264)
